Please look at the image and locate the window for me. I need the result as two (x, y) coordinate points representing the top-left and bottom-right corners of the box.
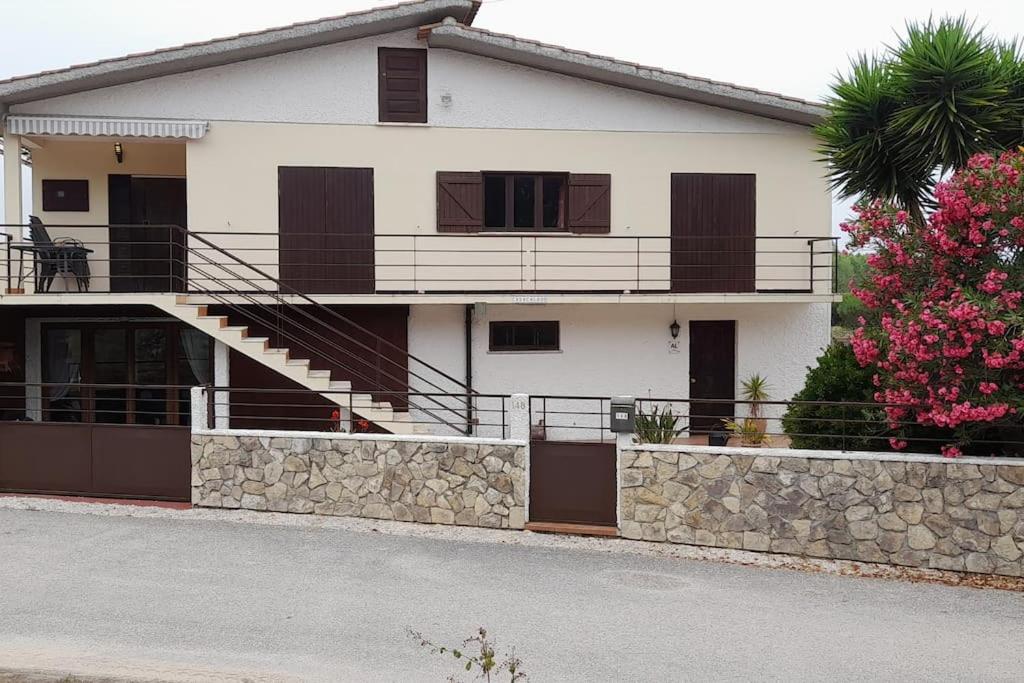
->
(41, 179), (89, 212)
(483, 173), (567, 231)
(40, 322), (211, 425)
(437, 172), (611, 234)
(489, 321), (560, 352)
(378, 48), (427, 123)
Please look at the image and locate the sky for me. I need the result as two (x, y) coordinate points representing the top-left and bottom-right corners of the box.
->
(3, 0), (1024, 229)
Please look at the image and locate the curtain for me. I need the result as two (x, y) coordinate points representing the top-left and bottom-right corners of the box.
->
(46, 331), (80, 402)
(180, 328), (211, 385)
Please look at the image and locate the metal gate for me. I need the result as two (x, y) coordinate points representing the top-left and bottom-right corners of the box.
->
(0, 422), (191, 501)
(529, 440), (617, 526)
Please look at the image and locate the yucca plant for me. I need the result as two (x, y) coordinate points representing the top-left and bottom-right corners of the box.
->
(816, 16), (1024, 220)
(634, 403), (685, 444)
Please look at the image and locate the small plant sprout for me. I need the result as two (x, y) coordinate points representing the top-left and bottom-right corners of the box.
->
(408, 626), (526, 682)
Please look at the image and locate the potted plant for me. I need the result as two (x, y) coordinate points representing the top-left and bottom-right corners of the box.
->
(724, 374), (772, 446)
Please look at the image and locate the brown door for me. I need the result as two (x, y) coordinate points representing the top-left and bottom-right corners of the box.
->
(689, 320), (735, 432)
(279, 167), (375, 294)
(109, 176), (187, 292)
(671, 173), (755, 293)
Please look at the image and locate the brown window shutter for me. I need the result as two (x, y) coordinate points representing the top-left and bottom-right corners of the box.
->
(437, 172), (483, 233)
(378, 48), (427, 123)
(567, 174), (611, 234)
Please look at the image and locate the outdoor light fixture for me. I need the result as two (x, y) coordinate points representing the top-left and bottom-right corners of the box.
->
(113, 142), (124, 164)
(669, 319), (681, 339)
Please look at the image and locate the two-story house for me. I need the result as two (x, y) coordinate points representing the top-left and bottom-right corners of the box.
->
(0, 0), (836, 496)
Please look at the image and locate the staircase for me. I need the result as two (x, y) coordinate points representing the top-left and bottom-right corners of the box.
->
(154, 296), (418, 435)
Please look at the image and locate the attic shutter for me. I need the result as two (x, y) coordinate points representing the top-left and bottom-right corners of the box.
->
(378, 48), (427, 123)
(437, 172), (483, 233)
(567, 174), (611, 234)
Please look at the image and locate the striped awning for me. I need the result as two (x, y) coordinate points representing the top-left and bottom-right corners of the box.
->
(5, 114), (208, 139)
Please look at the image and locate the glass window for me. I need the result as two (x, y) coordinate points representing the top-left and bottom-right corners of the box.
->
(42, 328), (82, 422)
(483, 174), (567, 231)
(513, 176), (536, 228)
(134, 328), (167, 425)
(488, 321), (560, 352)
(483, 175), (506, 229)
(94, 328), (128, 424)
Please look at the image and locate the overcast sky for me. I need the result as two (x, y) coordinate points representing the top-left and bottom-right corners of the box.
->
(3, 0), (1024, 228)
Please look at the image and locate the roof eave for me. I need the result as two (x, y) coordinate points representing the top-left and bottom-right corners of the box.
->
(426, 23), (826, 126)
(0, 0), (477, 106)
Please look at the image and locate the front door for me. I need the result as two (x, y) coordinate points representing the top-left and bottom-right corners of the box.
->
(278, 166), (375, 294)
(109, 176), (187, 292)
(670, 173), (756, 293)
(689, 320), (736, 432)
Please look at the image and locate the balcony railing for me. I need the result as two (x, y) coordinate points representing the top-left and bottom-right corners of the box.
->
(1, 224), (838, 296)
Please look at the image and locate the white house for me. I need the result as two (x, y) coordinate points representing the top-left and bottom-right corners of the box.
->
(0, 0), (835, 497)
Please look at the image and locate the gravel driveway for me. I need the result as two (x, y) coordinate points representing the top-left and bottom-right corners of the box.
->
(0, 502), (1022, 681)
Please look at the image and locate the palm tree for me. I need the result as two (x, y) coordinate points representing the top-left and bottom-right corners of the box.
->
(817, 17), (1024, 220)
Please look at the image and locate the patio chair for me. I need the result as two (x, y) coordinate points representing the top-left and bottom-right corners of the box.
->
(28, 216), (92, 292)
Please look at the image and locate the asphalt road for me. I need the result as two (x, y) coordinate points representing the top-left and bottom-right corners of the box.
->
(1, 507), (1023, 682)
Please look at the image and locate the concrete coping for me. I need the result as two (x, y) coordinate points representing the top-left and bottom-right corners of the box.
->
(194, 427), (526, 448)
(621, 442), (1024, 469)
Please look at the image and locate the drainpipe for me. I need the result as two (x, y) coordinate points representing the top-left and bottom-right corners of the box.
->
(465, 303), (474, 435)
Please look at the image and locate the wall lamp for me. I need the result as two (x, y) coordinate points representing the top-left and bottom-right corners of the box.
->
(670, 319), (681, 339)
(113, 142), (124, 164)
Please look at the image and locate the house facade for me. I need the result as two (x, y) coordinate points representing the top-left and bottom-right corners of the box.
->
(0, 0), (835, 474)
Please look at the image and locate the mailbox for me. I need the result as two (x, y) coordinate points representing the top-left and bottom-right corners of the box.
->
(610, 396), (636, 433)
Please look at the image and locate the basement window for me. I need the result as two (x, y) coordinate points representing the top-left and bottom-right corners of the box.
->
(489, 321), (560, 352)
(483, 173), (567, 231)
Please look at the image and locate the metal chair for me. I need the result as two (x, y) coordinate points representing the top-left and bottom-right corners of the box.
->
(28, 216), (92, 292)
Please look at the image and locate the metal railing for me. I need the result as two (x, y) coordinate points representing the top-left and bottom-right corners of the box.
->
(0, 381), (201, 426)
(0, 223), (477, 434)
(0, 224), (838, 296)
(205, 386), (511, 438)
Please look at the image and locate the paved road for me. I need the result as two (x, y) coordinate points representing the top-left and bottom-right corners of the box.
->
(1, 508), (1023, 682)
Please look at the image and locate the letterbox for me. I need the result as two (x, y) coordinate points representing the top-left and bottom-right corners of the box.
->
(610, 396), (636, 433)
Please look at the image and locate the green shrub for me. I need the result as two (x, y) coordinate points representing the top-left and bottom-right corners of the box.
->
(634, 403), (685, 444)
(782, 342), (890, 450)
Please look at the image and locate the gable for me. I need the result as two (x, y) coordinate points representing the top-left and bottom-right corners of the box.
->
(11, 30), (803, 135)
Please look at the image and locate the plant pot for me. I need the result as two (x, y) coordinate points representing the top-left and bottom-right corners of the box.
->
(740, 417), (768, 447)
(708, 428), (729, 447)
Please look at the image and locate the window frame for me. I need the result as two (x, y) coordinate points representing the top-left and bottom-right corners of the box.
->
(482, 172), (569, 232)
(40, 321), (212, 425)
(488, 321), (561, 352)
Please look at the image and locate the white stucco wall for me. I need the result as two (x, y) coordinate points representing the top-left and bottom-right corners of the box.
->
(11, 30), (803, 135)
(409, 302), (831, 438)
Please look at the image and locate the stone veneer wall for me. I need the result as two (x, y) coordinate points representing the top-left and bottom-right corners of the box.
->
(192, 432), (527, 529)
(620, 447), (1024, 577)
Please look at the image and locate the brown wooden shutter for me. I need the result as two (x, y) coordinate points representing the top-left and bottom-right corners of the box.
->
(437, 172), (483, 233)
(567, 174), (611, 234)
(378, 48), (427, 123)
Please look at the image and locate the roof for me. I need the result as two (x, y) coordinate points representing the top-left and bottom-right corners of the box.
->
(0, 0), (480, 105)
(0, 0), (824, 126)
(422, 20), (825, 125)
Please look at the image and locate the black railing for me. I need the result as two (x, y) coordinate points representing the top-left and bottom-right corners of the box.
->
(205, 386), (511, 438)
(0, 381), (201, 426)
(0, 223), (477, 434)
(0, 224), (838, 295)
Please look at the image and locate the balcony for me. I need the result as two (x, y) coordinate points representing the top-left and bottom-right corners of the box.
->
(1, 224), (837, 301)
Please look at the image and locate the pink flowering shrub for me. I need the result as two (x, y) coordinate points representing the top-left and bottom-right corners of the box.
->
(843, 150), (1024, 455)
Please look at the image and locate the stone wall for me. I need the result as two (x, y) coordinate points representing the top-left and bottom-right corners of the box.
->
(192, 432), (527, 529)
(620, 447), (1024, 577)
